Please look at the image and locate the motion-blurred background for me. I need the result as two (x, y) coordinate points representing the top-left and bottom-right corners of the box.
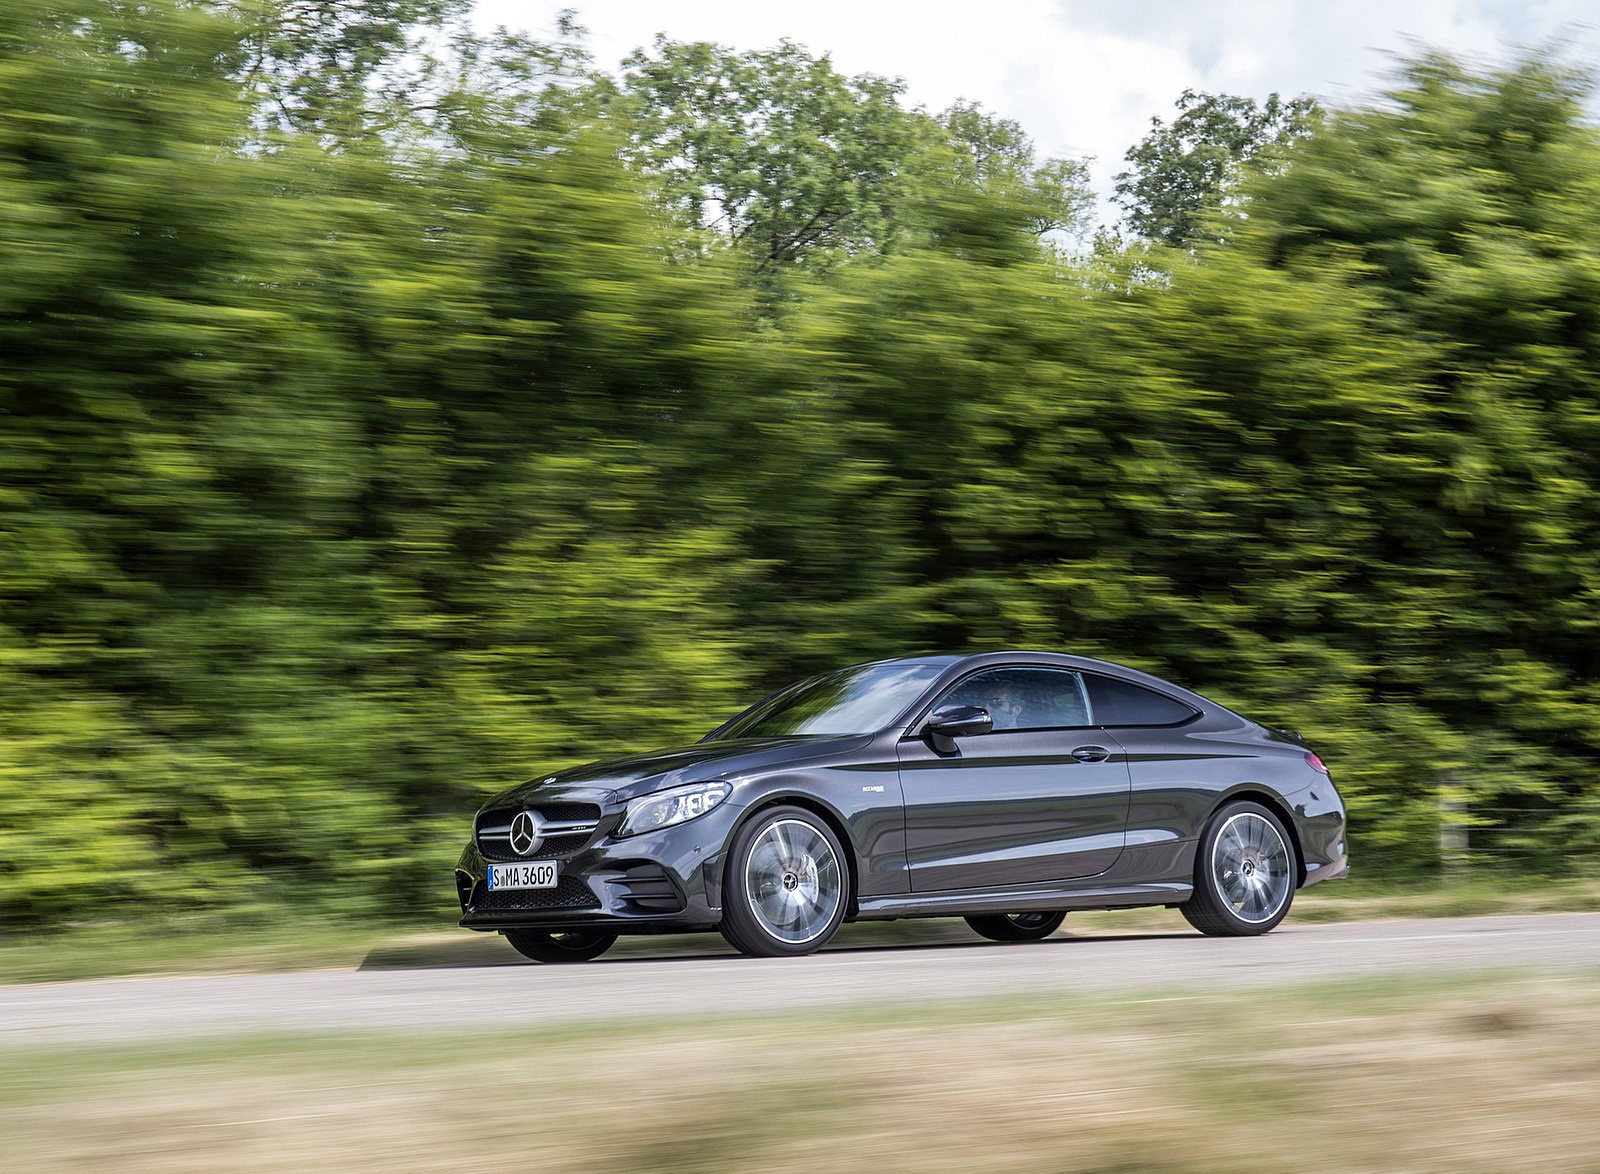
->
(4, 0), (1600, 937)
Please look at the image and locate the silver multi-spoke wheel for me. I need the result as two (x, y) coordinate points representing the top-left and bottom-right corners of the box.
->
(745, 818), (843, 945)
(1212, 811), (1292, 924)
(721, 807), (851, 957)
(1182, 800), (1298, 936)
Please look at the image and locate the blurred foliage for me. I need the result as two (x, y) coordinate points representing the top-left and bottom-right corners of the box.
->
(1, 2), (1598, 930)
(234, 0), (464, 138)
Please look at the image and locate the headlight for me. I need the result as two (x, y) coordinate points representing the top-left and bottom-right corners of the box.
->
(616, 781), (733, 838)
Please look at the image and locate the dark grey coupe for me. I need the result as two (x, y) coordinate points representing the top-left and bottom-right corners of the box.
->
(456, 652), (1348, 961)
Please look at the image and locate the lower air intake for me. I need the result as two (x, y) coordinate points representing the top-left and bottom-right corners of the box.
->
(472, 876), (600, 912)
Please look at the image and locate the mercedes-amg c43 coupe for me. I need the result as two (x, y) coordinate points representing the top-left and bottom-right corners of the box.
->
(456, 651), (1348, 962)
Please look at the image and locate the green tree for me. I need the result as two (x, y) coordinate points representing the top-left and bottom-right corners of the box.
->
(614, 39), (1095, 280)
(233, 0), (462, 138)
(615, 36), (921, 277)
(1115, 88), (1319, 247)
(936, 100), (1095, 241)
(229, 0), (594, 153)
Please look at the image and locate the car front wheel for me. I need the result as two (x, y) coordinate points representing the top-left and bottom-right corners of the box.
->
(503, 929), (617, 963)
(965, 911), (1066, 942)
(1181, 800), (1297, 936)
(721, 806), (849, 957)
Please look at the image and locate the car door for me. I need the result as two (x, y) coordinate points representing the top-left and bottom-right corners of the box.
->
(1079, 671), (1208, 844)
(897, 666), (1132, 892)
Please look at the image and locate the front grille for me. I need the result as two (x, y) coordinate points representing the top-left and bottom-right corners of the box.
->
(512, 802), (601, 823)
(471, 875), (600, 912)
(477, 803), (603, 862)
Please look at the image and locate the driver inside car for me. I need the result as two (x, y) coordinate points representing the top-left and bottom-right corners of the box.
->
(986, 686), (1027, 729)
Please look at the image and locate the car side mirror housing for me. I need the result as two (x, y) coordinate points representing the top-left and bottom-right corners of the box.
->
(927, 705), (993, 739)
(925, 705), (992, 753)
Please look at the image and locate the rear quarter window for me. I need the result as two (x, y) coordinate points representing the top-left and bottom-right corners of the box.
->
(1084, 674), (1198, 727)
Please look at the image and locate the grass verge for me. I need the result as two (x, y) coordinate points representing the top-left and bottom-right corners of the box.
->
(0, 915), (427, 985)
(3, 970), (1599, 1173)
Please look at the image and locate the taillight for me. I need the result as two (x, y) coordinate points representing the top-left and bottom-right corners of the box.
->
(1305, 752), (1329, 775)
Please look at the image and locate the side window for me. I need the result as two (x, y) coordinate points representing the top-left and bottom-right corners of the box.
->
(935, 668), (1091, 732)
(1082, 674), (1197, 727)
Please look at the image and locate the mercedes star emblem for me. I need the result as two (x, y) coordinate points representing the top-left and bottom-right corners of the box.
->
(508, 810), (545, 856)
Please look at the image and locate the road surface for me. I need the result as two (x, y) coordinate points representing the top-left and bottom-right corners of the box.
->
(4, 912), (1598, 1047)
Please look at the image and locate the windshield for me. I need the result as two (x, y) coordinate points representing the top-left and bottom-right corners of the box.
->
(710, 662), (947, 741)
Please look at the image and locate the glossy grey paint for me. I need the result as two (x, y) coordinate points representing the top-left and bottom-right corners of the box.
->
(896, 728), (1131, 889)
(456, 650), (1348, 937)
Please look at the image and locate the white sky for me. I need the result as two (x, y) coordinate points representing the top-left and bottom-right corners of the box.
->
(471, 1), (1599, 223)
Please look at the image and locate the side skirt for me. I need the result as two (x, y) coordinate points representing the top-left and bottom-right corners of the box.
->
(853, 881), (1193, 920)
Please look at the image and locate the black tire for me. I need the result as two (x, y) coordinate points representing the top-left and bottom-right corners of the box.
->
(720, 806), (850, 958)
(965, 911), (1067, 942)
(1181, 800), (1298, 936)
(503, 928), (617, 963)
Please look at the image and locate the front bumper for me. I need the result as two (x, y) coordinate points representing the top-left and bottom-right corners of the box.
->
(456, 801), (746, 934)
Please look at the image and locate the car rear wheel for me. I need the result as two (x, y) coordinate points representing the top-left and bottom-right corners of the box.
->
(503, 929), (617, 963)
(965, 911), (1066, 942)
(721, 806), (849, 958)
(1181, 800), (1297, 936)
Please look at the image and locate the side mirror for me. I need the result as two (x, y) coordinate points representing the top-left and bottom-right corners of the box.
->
(925, 705), (992, 753)
(927, 705), (993, 739)
(928, 703), (985, 758)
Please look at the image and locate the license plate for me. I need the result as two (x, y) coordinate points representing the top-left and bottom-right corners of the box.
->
(487, 861), (557, 891)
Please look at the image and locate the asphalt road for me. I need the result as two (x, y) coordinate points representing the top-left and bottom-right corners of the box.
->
(4, 912), (1599, 1048)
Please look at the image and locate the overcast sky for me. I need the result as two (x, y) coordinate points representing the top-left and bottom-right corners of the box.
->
(472, 1), (1598, 222)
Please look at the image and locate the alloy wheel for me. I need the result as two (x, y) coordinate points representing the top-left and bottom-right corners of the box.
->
(1211, 811), (1293, 924)
(744, 818), (844, 946)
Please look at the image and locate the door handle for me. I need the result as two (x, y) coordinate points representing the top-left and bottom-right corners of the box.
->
(1070, 745), (1110, 763)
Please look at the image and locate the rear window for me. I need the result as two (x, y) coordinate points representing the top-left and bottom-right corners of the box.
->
(1083, 674), (1198, 727)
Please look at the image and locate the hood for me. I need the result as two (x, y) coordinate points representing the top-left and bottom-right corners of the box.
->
(484, 734), (868, 810)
